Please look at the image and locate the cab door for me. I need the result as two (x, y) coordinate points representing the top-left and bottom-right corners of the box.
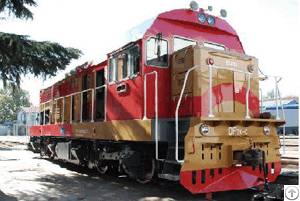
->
(106, 43), (142, 121)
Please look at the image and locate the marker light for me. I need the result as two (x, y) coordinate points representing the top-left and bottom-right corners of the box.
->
(199, 124), (209, 135)
(263, 126), (270, 136)
(198, 13), (206, 23)
(220, 9), (227, 18)
(207, 15), (215, 25)
(206, 58), (214, 65)
(189, 1), (199, 11)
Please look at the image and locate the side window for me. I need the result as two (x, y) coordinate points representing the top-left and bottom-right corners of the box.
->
(128, 46), (140, 76)
(146, 38), (168, 67)
(40, 111), (44, 125)
(203, 42), (225, 51)
(82, 74), (89, 90)
(96, 70), (105, 87)
(174, 37), (196, 52)
(108, 58), (117, 83)
(121, 54), (128, 79)
(108, 45), (140, 82)
(45, 109), (50, 124)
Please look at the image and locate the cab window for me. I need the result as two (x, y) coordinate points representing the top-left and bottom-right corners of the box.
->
(108, 58), (117, 83)
(203, 42), (225, 51)
(174, 37), (196, 52)
(146, 37), (168, 67)
(108, 45), (140, 83)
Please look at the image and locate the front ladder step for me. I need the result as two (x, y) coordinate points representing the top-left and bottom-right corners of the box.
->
(158, 146), (184, 181)
(158, 173), (180, 181)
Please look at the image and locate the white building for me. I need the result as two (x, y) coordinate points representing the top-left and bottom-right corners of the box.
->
(14, 106), (39, 136)
(262, 97), (298, 135)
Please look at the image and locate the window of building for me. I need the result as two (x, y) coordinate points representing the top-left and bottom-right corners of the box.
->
(173, 37), (196, 52)
(146, 37), (168, 67)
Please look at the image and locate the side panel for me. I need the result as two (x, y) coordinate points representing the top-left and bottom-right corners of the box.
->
(30, 119), (152, 141)
(106, 77), (144, 121)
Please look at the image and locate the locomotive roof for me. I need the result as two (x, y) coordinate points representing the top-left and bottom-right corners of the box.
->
(157, 9), (237, 35)
(40, 8), (241, 95)
(126, 9), (238, 42)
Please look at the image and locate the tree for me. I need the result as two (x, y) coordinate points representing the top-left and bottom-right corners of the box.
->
(0, 0), (37, 20)
(0, 0), (82, 87)
(0, 86), (31, 123)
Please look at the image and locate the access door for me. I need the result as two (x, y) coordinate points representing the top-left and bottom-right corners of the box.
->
(95, 68), (106, 121)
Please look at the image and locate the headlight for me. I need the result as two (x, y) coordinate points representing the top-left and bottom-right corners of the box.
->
(263, 126), (270, 136)
(198, 13), (206, 23)
(199, 124), (209, 135)
(247, 65), (254, 73)
(207, 15), (215, 25)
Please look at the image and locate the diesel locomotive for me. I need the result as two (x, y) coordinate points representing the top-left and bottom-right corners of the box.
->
(29, 2), (285, 194)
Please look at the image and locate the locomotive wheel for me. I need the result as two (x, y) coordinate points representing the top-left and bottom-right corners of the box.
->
(95, 161), (108, 174)
(135, 158), (155, 184)
(122, 153), (155, 184)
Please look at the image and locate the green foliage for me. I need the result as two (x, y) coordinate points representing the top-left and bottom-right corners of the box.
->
(0, 0), (37, 19)
(0, 86), (31, 123)
(0, 0), (82, 87)
(0, 32), (82, 87)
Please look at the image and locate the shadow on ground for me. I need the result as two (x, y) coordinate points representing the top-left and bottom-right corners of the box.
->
(13, 159), (256, 201)
(0, 190), (18, 201)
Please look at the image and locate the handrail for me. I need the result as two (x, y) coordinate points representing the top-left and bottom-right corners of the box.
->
(53, 88), (95, 124)
(175, 65), (201, 163)
(143, 71), (161, 160)
(275, 77), (286, 154)
(245, 73), (251, 119)
(208, 65), (214, 117)
(274, 77), (282, 120)
(260, 76), (286, 153)
(39, 84), (107, 126)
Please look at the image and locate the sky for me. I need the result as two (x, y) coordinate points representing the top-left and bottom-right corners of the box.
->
(1, 0), (299, 106)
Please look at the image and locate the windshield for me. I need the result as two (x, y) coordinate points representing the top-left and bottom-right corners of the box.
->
(173, 37), (197, 52)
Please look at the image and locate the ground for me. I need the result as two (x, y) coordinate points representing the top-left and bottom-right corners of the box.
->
(0, 142), (298, 201)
